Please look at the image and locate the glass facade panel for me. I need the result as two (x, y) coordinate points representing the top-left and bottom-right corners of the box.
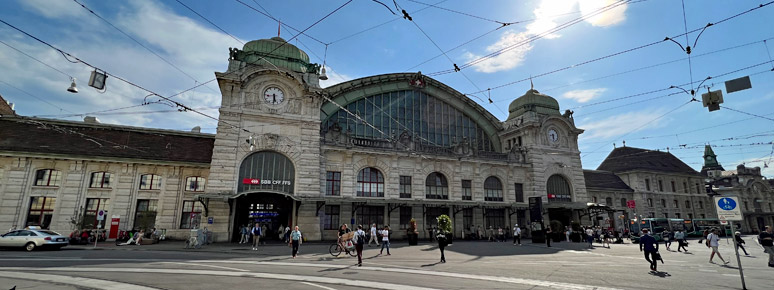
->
(180, 201), (202, 229)
(356, 206), (384, 228)
(325, 171), (341, 196)
(462, 180), (472, 200)
(546, 175), (571, 202)
(89, 172), (112, 188)
(26, 197), (55, 229)
(83, 198), (110, 229)
(323, 90), (496, 152)
(399, 176), (412, 198)
(134, 199), (158, 230)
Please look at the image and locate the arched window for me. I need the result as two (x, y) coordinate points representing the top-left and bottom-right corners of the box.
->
(425, 172), (448, 199)
(605, 197), (613, 206)
(34, 169), (61, 187)
(185, 177), (206, 192)
(357, 167), (384, 197)
(620, 198), (627, 207)
(484, 176), (503, 201)
(546, 175), (571, 202)
(139, 174), (161, 190)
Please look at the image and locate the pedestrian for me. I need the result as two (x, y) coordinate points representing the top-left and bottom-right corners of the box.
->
(469, 225), (477, 240)
(639, 228), (659, 271)
(284, 226), (291, 243)
(497, 227), (504, 242)
(260, 224), (267, 244)
(513, 224), (521, 246)
(663, 229), (672, 251)
(251, 224), (262, 250)
(675, 230), (688, 252)
(477, 226), (483, 240)
(487, 226), (494, 242)
(698, 229), (709, 244)
(437, 229), (448, 263)
(734, 231), (749, 256)
(368, 223), (379, 247)
(707, 228), (729, 264)
(545, 227), (552, 247)
(239, 225), (248, 244)
(585, 227), (594, 248)
(379, 226), (391, 255)
(337, 224), (351, 251)
(289, 226), (302, 259)
(565, 227), (571, 242)
(354, 225), (366, 266)
(758, 226), (774, 267)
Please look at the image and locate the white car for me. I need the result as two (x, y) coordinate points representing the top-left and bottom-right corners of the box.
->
(0, 228), (69, 251)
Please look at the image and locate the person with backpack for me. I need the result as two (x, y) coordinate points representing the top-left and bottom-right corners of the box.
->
(239, 225), (248, 244)
(355, 225), (367, 266)
(513, 224), (521, 246)
(252, 224), (262, 250)
(289, 226), (302, 259)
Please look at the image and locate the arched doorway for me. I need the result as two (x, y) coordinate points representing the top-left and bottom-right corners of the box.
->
(546, 174), (573, 230)
(232, 151), (296, 242)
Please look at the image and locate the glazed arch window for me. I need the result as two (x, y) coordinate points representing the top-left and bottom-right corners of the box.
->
(34, 169), (61, 187)
(425, 172), (449, 200)
(185, 176), (206, 192)
(89, 172), (112, 188)
(484, 176), (503, 202)
(357, 167), (384, 197)
(546, 175), (571, 202)
(139, 174), (162, 190)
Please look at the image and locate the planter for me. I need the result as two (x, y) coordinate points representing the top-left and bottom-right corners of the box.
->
(407, 233), (418, 245)
(570, 232), (582, 243)
(446, 233), (453, 245)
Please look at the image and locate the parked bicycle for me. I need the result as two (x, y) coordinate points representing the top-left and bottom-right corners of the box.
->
(185, 229), (202, 249)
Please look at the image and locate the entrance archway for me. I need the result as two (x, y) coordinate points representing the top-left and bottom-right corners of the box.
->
(233, 151), (296, 242)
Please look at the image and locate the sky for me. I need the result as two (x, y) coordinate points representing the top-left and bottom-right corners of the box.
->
(0, 0), (773, 177)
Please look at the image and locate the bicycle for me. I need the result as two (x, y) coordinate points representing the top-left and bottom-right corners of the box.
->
(185, 235), (201, 249)
(329, 242), (357, 257)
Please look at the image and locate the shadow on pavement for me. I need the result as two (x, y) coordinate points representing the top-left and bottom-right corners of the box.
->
(648, 271), (672, 278)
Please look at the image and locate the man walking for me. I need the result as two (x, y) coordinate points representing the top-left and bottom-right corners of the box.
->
(239, 225), (248, 244)
(585, 227), (594, 248)
(355, 225), (367, 266)
(734, 231), (749, 256)
(707, 228), (729, 264)
(675, 230), (688, 252)
(289, 226), (302, 259)
(513, 224), (521, 246)
(545, 227), (552, 247)
(251, 224), (262, 250)
(368, 223), (379, 247)
(639, 228), (659, 271)
(759, 226), (774, 267)
(379, 226), (391, 255)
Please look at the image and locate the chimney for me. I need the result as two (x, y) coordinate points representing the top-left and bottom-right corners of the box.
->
(83, 116), (100, 123)
(191, 126), (201, 133)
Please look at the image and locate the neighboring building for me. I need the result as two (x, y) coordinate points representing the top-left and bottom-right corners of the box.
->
(0, 36), (591, 241)
(702, 145), (774, 232)
(595, 146), (716, 222)
(0, 94), (15, 115)
(583, 169), (634, 231)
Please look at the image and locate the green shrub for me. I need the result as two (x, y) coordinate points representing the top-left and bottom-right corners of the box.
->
(437, 214), (452, 234)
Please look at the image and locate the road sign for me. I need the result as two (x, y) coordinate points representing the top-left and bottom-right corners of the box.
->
(626, 200), (636, 209)
(97, 210), (106, 221)
(714, 196), (743, 221)
(207, 217), (213, 224)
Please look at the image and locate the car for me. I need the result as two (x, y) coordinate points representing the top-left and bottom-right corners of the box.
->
(0, 227), (69, 251)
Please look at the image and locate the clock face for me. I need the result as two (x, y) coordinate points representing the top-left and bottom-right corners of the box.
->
(705, 156), (713, 161)
(548, 129), (559, 143)
(263, 87), (284, 105)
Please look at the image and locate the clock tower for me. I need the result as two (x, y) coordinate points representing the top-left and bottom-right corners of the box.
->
(701, 145), (725, 177)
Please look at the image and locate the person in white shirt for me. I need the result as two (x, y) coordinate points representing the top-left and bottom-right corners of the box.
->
(379, 226), (391, 255)
(585, 227), (595, 248)
(513, 224), (522, 245)
(368, 223), (379, 247)
(707, 228), (729, 264)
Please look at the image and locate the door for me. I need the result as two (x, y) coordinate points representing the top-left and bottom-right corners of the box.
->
(757, 217), (765, 233)
(0, 231), (19, 246)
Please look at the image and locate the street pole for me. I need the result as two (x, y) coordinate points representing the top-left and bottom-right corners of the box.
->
(729, 222), (747, 290)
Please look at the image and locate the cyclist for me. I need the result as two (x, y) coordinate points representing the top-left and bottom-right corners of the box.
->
(338, 224), (351, 252)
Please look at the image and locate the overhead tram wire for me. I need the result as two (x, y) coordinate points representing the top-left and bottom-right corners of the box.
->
(174, 0), (244, 45)
(0, 80), (76, 115)
(462, 1), (774, 97)
(427, 0), (631, 77)
(406, 0), (515, 25)
(0, 39), (73, 79)
(327, 0), (448, 45)
(234, 0), (328, 46)
(71, 0), (219, 94)
(719, 106), (774, 123)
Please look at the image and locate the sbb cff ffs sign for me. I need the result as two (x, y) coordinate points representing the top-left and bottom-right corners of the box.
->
(242, 178), (292, 186)
(626, 200), (636, 209)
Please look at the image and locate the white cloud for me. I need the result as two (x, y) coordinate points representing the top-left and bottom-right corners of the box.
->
(320, 66), (352, 88)
(465, 31), (533, 73)
(562, 88), (607, 103)
(579, 109), (670, 140)
(18, 0), (86, 20)
(467, 0), (628, 73)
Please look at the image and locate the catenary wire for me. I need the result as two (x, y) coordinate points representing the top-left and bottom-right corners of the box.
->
(0, 39), (72, 78)
(0, 80), (76, 114)
(174, 0), (244, 45)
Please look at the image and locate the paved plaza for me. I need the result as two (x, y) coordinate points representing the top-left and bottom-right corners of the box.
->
(0, 236), (770, 290)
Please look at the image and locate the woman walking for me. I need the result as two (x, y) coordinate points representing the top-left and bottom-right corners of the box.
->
(437, 230), (448, 263)
(289, 226), (302, 259)
(734, 231), (749, 256)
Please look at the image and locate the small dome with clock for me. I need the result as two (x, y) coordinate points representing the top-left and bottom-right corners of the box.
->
(506, 88), (560, 121)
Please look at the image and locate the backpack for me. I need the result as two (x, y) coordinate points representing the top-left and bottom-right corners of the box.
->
(355, 231), (366, 246)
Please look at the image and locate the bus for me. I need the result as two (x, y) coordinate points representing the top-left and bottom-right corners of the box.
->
(688, 218), (732, 237)
(629, 218), (665, 242)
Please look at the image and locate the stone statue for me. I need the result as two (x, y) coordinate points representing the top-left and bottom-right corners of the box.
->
(563, 109), (574, 118)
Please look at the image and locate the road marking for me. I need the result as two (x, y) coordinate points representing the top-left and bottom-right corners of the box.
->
(301, 281), (338, 290)
(0, 271), (159, 290)
(0, 267), (439, 290)
(158, 262), (248, 272)
(195, 260), (623, 290)
(698, 269), (718, 273)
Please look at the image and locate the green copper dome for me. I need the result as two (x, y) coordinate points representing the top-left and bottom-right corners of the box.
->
(236, 37), (315, 73)
(507, 89), (560, 120)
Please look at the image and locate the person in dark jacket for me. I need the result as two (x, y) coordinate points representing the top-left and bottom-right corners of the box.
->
(437, 231), (448, 263)
(639, 228), (659, 271)
(734, 231), (749, 255)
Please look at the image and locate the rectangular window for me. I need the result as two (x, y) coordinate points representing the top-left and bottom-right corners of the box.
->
(180, 200), (202, 229)
(356, 206), (384, 228)
(514, 183), (524, 202)
(26, 197), (56, 229)
(673, 200), (679, 208)
(185, 177), (206, 192)
(700, 214), (706, 219)
(658, 180), (664, 191)
(325, 171), (341, 196)
(687, 213), (693, 219)
(139, 174), (162, 190)
(645, 179), (651, 191)
(648, 212), (655, 218)
(670, 181), (676, 192)
(461, 180), (472, 200)
(744, 201), (749, 211)
(517, 210), (526, 227)
(89, 172), (112, 188)
(685, 200), (691, 208)
(683, 182), (688, 193)
(34, 169), (61, 187)
(463, 208), (473, 229)
(698, 201), (703, 209)
(134, 199), (158, 230)
(675, 213), (681, 219)
(399, 206), (412, 229)
(485, 208), (505, 229)
(322, 205), (340, 230)
(425, 207), (448, 227)
(83, 198), (110, 229)
(399, 176), (412, 198)
(695, 183), (700, 194)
